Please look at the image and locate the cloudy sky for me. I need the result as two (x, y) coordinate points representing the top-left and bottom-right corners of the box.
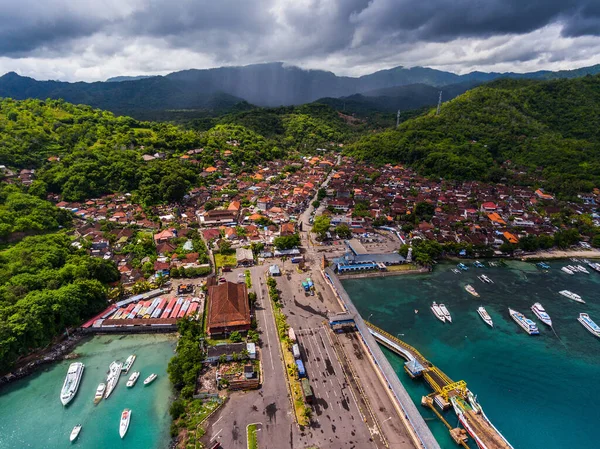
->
(2, 0), (600, 81)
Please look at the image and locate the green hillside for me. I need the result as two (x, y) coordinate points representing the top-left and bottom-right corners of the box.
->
(346, 75), (600, 195)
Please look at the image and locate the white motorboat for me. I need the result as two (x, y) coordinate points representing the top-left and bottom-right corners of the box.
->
(477, 306), (493, 327)
(143, 373), (158, 385)
(578, 313), (600, 337)
(439, 304), (452, 323)
(126, 372), (140, 388)
(576, 265), (590, 274)
(119, 409), (131, 438)
(430, 302), (446, 323)
(561, 266), (574, 275)
(94, 383), (106, 404)
(60, 362), (85, 406)
(122, 355), (136, 374)
(465, 285), (480, 297)
(105, 361), (123, 399)
(531, 303), (552, 327)
(70, 424), (82, 442)
(559, 290), (585, 303)
(509, 308), (540, 335)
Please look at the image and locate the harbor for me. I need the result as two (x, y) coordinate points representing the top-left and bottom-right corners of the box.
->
(342, 259), (600, 449)
(0, 334), (175, 449)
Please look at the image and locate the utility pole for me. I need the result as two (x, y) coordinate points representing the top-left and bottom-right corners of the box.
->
(396, 109), (401, 128)
(436, 91), (443, 116)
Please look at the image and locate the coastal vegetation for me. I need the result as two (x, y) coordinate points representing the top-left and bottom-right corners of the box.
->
(346, 75), (600, 197)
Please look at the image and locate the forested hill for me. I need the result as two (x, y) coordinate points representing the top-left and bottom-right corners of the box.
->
(346, 75), (600, 196)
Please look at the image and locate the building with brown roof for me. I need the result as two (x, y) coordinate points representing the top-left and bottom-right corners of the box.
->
(206, 282), (251, 336)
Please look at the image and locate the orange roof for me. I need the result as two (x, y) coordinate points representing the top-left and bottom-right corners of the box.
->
(503, 231), (519, 244)
(253, 173), (264, 180)
(204, 166), (217, 173)
(487, 212), (506, 225)
(248, 213), (264, 221)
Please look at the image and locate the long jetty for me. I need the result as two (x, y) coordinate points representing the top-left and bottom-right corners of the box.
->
(323, 267), (441, 449)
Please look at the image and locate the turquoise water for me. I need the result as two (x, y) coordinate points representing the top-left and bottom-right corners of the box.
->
(343, 261), (600, 449)
(0, 334), (176, 449)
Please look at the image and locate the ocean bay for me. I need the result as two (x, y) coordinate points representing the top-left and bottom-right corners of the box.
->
(342, 260), (600, 449)
(0, 334), (176, 449)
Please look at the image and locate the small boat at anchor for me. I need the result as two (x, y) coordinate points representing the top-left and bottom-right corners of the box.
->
(478, 274), (493, 284)
(70, 424), (82, 442)
(559, 290), (585, 303)
(477, 307), (493, 327)
(143, 373), (158, 385)
(531, 303), (552, 327)
(465, 285), (480, 297)
(509, 308), (539, 335)
(473, 261), (485, 268)
(94, 383), (106, 404)
(439, 304), (452, 323)
(578, 313), (600, 338)
(122, 355), (136, 374)
(457, 263), (469, 271)
(536, 262), (550, 270)
(105, 361), (122, 399)
(431, 302), (446, 323)
(60, 362), (85, 406)
(126, 372), (140, 388)
(119, 409), (131, 438)
(575, 265), (590, 274)
(561, 266), (574, 275)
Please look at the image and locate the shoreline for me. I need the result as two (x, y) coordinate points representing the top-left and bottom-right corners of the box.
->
(520, 249), (600, 260)
(337, 267), (430, 280)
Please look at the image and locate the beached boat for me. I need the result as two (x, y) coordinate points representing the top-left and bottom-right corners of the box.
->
(509, 308), (540, 335)
(578, 313), (600, 338)
(531, 303), (552, 327)
(561, 266), (574, 275)
(119, 409), (131, 438)
(430, 302), (446, 323)
(559, 290), (585, 303)
(105, 361), (122, 399)
(439, 304), (452, 323)
(60, 362), (85, 406)
(126, 372), (140, 388)
(465, 285), (480, 297)
(143, 373), (157, 385)
(477, 307), (493, 327)
(94, 383), (105, 404)
(70, 424), (82, 442)
(122, 355), (136, 374)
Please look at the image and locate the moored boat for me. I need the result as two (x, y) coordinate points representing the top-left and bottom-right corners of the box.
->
(119, 409), (131, 438)
(578, 313), (600, 338)
(94, 383), (106, 404)
(143, 373), (158, 385)
(561, 266), (574, 275)
(439, 303), (452, 323)
(105, 361), (122, 399)
(126, 372), (140, 388)
(70, 424), (82, 442)
(576, 265), (589, 274)
(430, 302), (446, 323)
(477, 306), (493, 327)
(60, 362), (85, 406)
(531, 303), (552, 327)
(559, 290), (585, 303)
(457, 263), (468, 271)
(465, 285), (480, 297)
(536, 262), (550, 270)
(122, 355), (136, 374)
(473, 260), (485, 268)
(509, 308), (539, 335)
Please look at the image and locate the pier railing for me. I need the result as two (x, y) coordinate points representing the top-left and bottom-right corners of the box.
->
(364, 321), (430, 367)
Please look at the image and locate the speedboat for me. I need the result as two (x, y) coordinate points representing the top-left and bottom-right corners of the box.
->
(60, 362), (85, 406)
(457, 263), (468, 271)
(509, 308), (540, 335)
(477, 306), (493, 327)
(126, 372), (140, 388)
(577, 313), (600, 338)
(559, 290), (585, 303)
(465, 285), (480, 297)
(94, 383), (106, 404)
(531, 303), (552, 327)
(430, 302), (446, 323)
(70, 424), (82, 442)
(576, 265), (589, 274)
(561, 266), (574, 275)
(105, 361), (123, 399)
(122, 355), (136, 374)
(439, 304), (452, 323)
(143, 373), (158, 385)
(119, 409), (131, 438)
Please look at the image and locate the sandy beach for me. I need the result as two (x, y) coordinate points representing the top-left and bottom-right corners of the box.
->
(521, 249), (600, 260)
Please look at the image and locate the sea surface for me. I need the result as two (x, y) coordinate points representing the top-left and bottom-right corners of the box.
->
(342, 260), (600, 449)
(0, 334), (176, 449)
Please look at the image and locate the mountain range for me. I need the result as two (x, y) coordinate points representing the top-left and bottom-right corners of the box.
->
(2, 62), (600, 117)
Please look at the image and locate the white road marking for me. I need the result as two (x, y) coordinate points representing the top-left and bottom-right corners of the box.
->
(212, 416), (223, 427)
(256, 274), (275, 370)
(211, 428), (223, 441)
